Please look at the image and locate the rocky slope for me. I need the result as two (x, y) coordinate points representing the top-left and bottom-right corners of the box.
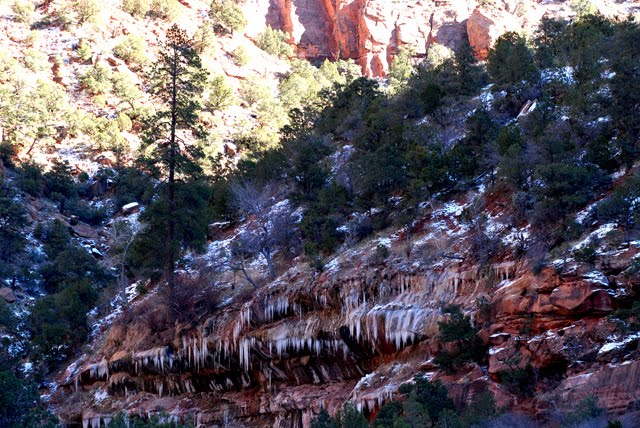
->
(3, 1), (640, 427)
(50, 181), (640, 427)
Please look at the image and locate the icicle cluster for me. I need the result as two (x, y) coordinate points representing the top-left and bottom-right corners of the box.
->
(133, 347), (173, 373)
(83, 358), (109, 381)
(263, 295), (298, 322)
(353, 385), (396, 413)
(82, 415), (112, 428)
(180, 336), (208, 370)
(494, 261), (516, 282)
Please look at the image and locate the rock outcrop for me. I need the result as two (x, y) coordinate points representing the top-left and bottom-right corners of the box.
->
(243, 0), (639, 75)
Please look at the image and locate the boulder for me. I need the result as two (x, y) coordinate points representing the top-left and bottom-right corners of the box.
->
(467, 9), (498, 60)
(72, 223), (99, 239)
(122, 202), (139, 215)
(0, 287), (16, 303)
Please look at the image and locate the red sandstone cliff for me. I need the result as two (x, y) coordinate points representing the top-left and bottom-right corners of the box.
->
(50, 184), (640, 427)
(242, 0), (638, 76)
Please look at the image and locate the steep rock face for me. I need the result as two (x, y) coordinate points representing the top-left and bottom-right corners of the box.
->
(254, 0), (476, 76)
(51, 185), (640, 427)
(245, 0), (639, 75)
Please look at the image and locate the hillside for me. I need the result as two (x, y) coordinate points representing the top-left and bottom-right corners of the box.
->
(1, 1), (640, 428)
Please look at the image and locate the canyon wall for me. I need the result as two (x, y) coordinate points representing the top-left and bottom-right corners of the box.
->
(243, 0), (639, 77)
(52, 188), (640, 427)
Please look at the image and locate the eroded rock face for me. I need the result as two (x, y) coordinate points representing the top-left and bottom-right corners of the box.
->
(255, 0), (476, 76)
(242, 0), (600, 75)
(53, 245), (640, 428)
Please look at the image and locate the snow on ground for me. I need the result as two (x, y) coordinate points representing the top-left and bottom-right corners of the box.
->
(541, 66), (575, 85)
(572, 223), (618, 251)
(502, 226), (530, 247)
(598, 332), (640, 357)
(583, 271), (609, 287)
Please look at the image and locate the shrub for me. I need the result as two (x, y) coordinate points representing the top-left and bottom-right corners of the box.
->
(570, 0), (598, 17)
(112, 167), (154, 209)
(23, 48), (49, 72)
(205, 74), (235, 111)
(193, 22), (216, 54)
(18, 161), (45, 196)
(28, 279), (98, 364)
(499, 353), (537, 397)
(122, 0), (151, 18)
(113, 35), (147, 66)
(595, 175), (640, 234)
(334, 403), (367, 428)
(425, 43), (454, 69)
(256, 26), (294, 59)
(112, 72), (143, 110)
(80, 62), (113, 95)
(150, 0), (181, 20)
(0, 142), (16, 167)
(563, 395), (604, 426)
(12, 0), (34, 24)
(73, 0), (102, 25)
(573, 244), (596, 264)
(209, 0), (247, 35)
(463, 391), (497, 426)
(77, 39), (92, 61)
(116, 111), (133, 131)
(231, 46), (249, 66)
(388, 45), (415, 93)
(410, 375), (456, 425)
(311, 408), (337, 428)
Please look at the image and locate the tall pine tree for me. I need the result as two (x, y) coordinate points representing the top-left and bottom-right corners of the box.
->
(138, 25), (208, 291)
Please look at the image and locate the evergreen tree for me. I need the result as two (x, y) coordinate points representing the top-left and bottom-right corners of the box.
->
(433, 304), (485, 372)
(0, 179), (28, 278)
(138, 25), (207, 291)
(610, 19), (640, 145)
(335, 403), (368, 428)
(311, 408), (338, 428)
(486, 32), (538, 87)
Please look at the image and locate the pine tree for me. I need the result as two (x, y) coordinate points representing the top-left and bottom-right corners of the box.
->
(138, 25), (207, 291)
(311, 408), (338, 428)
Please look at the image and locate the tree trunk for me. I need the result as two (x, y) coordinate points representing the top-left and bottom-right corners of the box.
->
(263, 249), (276, 279)
(166, 44), (178, 292)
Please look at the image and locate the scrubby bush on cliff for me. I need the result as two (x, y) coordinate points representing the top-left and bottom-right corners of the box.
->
(12, 0), (34, 24)
(498, 353), (537, 398)
(150, 0), (181, 21)
(204, 74), (236, 111)
(73, 0), (103, 25)
(122, 0), (151, 18)
(311, 408), (337, 428)
(396, 375), (456, 426)
(193, 22), (217, 55)
(80, 62), (113, 95)
(108, 411), (194, 427)
(113, 35), (147, 67)
(209, 0), (246, 35)
(434, 304), (485, 372)
(256, 26), (293, 59)
(0, 308), (59, 427)
(387, 45), (415, 94)
(231, 46), (248, 66)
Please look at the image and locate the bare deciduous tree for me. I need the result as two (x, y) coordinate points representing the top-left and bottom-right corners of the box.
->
(110, 219), (143, 309)
(229, 181), (300, 280)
